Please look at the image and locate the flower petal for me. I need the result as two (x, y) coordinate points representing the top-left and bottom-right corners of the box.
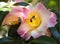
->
(23, 33), (31, 40)
(36, 24), (47, 37)
(32, 3), (51, 35)
(37, 25), (47, 33)
(35, 2), (50, 15)
(10, 6), (30, 18)
(2, 6), (30, 25)
(2, 15), (19, 25)
(31, 30), (41, 39)
(17, 23), (31, 37)
(47, 12), (57, 27)
(17, 23), (31, 40)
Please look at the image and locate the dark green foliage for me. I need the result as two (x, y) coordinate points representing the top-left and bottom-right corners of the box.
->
(8, 23), (21, 39)
(29, 36), (57, 44)
(0, 37), (21, 44)
(14, 2), (29, 6)
(25, 0), (32, 3)
(0, 0), (7, 2)
(0, 11), (9, 25)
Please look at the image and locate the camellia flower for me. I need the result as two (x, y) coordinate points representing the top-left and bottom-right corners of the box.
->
(2, 2), (57, 40)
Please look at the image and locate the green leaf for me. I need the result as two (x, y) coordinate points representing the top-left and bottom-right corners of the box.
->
(25, 0), (32, 3)
(31, 0), (39, 5)
(0, 0), (7, 2)
(0, 26), (7, 35)
(29, 36), (57, 44)
(8, 23), (21, 39)
(0, 8), (11, 11)
(14, 2), (29, 6)
(38, 0), (58, 11)
(0, 37), (15, 42)
(49, 27), (60, 42)
(45, 0), (59, 11)
(0, 11), (9, 25)
(0, 37), (21, 44)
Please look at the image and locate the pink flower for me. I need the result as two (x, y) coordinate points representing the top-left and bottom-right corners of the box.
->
(2, 2), (57, 40)
(17, 3), (57, 40)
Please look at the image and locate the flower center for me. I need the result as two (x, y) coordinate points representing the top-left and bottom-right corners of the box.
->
(26, 11), (41, 29)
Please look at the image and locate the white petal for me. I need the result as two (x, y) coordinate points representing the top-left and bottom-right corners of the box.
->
(31, 30), (40, 39)
(30, 3), (50, 33)
(35, 3), (50, 15)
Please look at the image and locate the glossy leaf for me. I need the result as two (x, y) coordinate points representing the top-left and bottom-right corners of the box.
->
(0, 0), (7, 2)
(0, 11), (9, 25)
(8, 23), (21, 39)
(29, 36), (57, 44)
(0, 37), (21, 44)
(50, 27), (60, 39)
(14, 2), (29, 6)
(25, 0), (32, 3)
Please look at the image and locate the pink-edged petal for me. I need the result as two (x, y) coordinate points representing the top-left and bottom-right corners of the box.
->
(35, 2), (50, 15)
(47, 12), (57, 27)
(34, 2), (51, 29)
(17, 23), (31, 37)
(31, 30), (41, 39)
(23, 33), (31, 40)
(10, 6), (30, 18)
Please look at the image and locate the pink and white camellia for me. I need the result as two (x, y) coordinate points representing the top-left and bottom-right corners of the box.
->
(2, 2), (57, 40)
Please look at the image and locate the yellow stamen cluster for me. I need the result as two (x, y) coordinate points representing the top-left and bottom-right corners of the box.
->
(26, 11), (41, 29)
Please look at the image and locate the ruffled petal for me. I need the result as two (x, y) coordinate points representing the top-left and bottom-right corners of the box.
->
(10, 6), (30, 18)
(17, 23), (31, 38)
(35, 3), (50, 25)
(2, 15), (19, 25)
(36, 23), (48, 37)
(32, 3), (51, 35)
(31, 30), (41, 39)
(35, 2), (50, 15)
(47, 12), (57, 27)
(37, 25), (47, 34)
(2, 6), (30, 25)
